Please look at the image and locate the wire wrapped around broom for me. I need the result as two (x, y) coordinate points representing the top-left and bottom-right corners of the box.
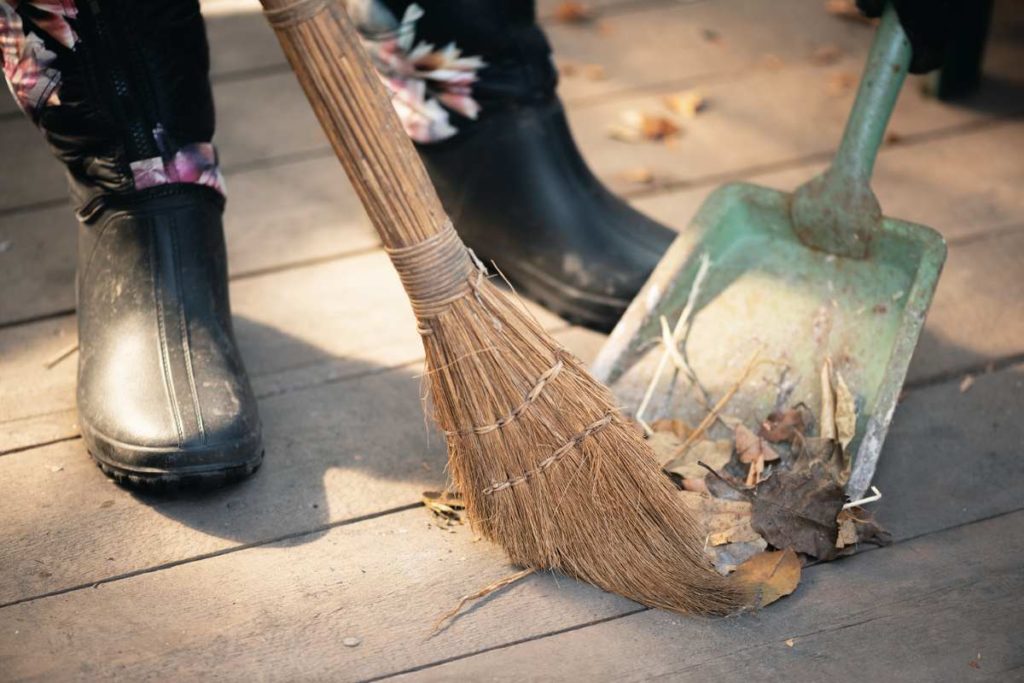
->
(260, 0), (746, 615)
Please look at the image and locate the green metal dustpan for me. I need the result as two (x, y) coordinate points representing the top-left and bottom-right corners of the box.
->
(591, 6), (946, 499)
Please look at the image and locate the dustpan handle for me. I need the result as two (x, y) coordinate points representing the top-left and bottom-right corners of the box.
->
(791, 4), (912, 258)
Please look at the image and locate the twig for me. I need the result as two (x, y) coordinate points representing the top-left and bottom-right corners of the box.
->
(43, 342), (78, 370)
(843, 485), (882, 509)
(671, 350), (763, 458)
(635, 253), (711, 425)
(432, 568), (536, 634)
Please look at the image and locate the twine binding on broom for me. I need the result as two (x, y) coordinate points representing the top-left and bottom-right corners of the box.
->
(262, 0), (330, 27)
(482, 411), (615, 494)
(386, 221), (482, 335)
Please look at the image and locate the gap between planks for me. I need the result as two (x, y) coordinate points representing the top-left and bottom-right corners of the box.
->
(364, 504), (1024, 682)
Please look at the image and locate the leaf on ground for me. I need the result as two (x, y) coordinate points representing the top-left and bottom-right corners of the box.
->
(759, 405), (811, 443)
(826, 71), (857, 96)
(663, 90), (707, 118)
(650, 417), (693, 440)
(732, 548), (802, 607)
(558, 61), (606, 80)
(809, 43), (843, 66)
(750, 461), (845, 560)
(836, 506), (892, 550)
(422, 490), (465, 523)
(735, 424), (779, 463)
(552, 0), (593, 24)
(609, 110), (682, 143)
(663, 439), (732, 481)
(823, 0), (877, 25)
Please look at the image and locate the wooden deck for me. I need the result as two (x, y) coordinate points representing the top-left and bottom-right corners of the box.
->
(1, 0), (1022, 680)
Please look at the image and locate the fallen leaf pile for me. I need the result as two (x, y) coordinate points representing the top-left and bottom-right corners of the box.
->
(646, 360), (891, 609)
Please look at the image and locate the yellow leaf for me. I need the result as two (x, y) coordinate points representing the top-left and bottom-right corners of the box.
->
(732, 548), (802, 607)
(663, 90), (707, 118)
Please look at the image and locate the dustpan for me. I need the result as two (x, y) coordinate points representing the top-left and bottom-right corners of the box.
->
(591, 5), (946, 498)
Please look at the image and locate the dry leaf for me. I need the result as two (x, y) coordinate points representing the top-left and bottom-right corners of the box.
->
(553, 0), (592, 23)
(810, 43), (843, 66)
(824, 0), (876, 24)
(759, 405), (810, 443)
(745, 455), (765, 487)
(834, 370), (856, 452)
(663, 439), (732, 480)
(609, 110), (682, 143)
(616, 167), (655, 187)
(749, 460), (845, 560)
(700, 28), (722, 44)
(651, 417), (693, 440)
(558, 61), (606, 80)
(735, 424), (779, 463)
(663, 90), (707, 119)
(826, 71), (857, 96)
(959, 375), (975, 393)
(680, 491), (759, 546)
(820, 360), (837, 441)
(759, 53), (785, 70)
(836, 513), (859, 548)
(681, 476), (709, 493)
(836, 506), (892, 551)
(732, 548), (802, 607)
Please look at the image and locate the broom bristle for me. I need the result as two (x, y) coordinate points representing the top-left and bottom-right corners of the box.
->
(421, 277), (748, 616)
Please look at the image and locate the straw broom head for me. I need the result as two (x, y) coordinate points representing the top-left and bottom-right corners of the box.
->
(262, 0), (747, 615)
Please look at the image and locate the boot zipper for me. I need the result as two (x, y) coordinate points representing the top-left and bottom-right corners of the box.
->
(85, 0), (158, 161)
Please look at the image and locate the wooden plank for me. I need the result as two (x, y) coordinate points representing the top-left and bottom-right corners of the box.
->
(5, 206), (1021, 441)
(0, 334), (1020, 609)
(0, 249), (585, 428)
(630, 121), (1024, 244)
(3, 83), (1019, 328)
(1, 370), (1021, 679)
(392, 510), (1024, 683)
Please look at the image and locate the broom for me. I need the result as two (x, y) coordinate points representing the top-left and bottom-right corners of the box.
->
(260, 0), (746, 615)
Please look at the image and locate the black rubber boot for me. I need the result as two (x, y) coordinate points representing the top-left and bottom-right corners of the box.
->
(355, 0), (676, 331)
(76, 187), (263, 490)
(0, 0), (262, 489)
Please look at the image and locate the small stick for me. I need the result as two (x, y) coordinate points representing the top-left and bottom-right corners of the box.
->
(671, 351), (762, 458)
(432, 568), (536, 634)
(635, 253), (711, 427)
(44, 342), (78, 370)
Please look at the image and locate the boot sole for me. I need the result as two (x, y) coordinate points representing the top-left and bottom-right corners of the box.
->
(90, 449), (264, 493)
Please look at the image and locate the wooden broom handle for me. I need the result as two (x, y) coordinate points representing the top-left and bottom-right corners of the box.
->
(260, 0), (450, 249)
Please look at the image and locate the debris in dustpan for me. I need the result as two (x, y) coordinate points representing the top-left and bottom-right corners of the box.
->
(643, 359), (891, 606)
